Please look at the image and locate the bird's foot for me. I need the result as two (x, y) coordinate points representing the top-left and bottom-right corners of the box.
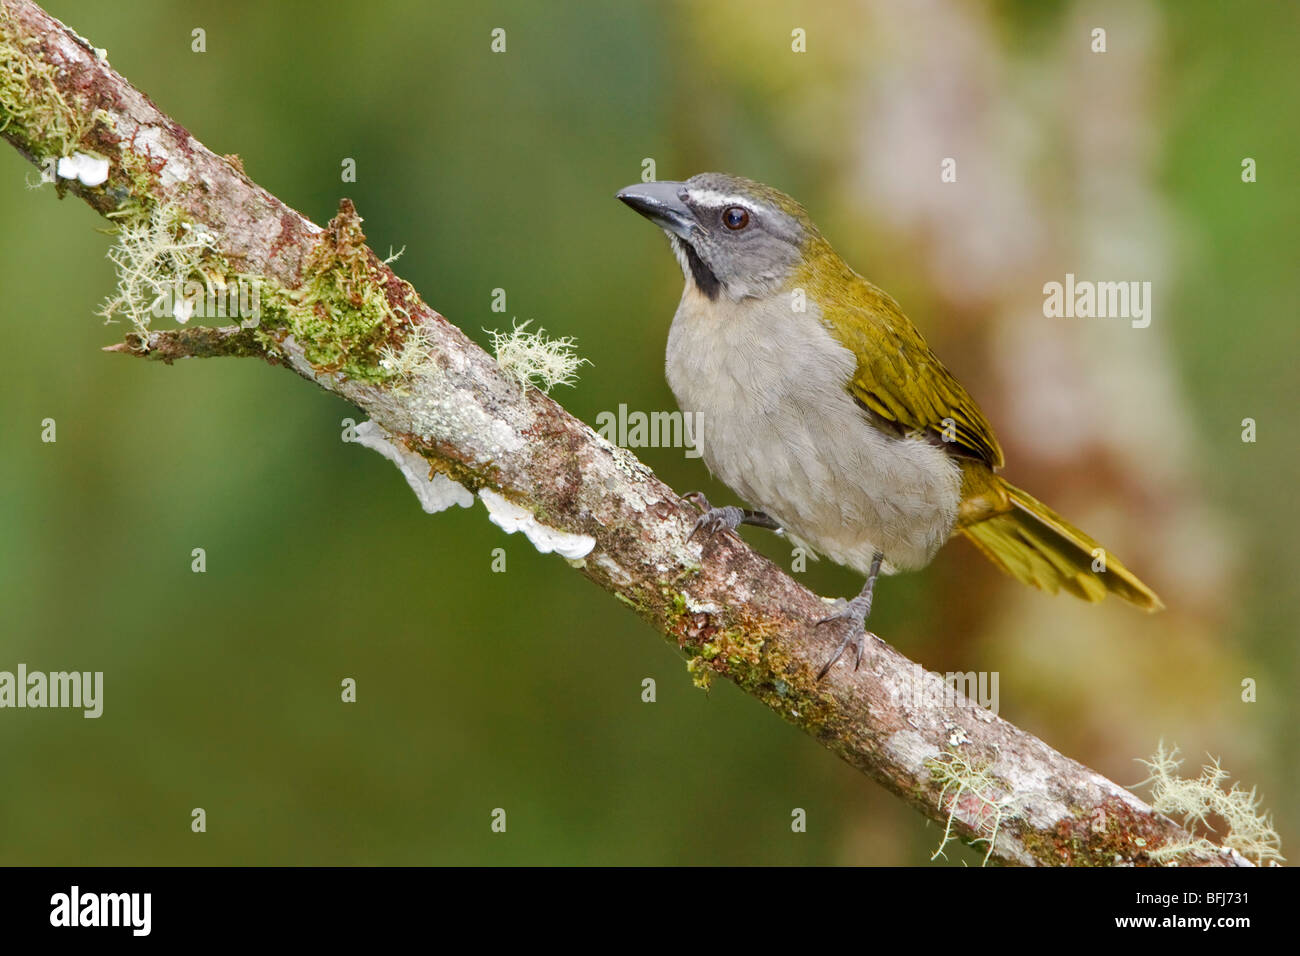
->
(815, 594), (875, 680)
(686, 496), (748, 541)
(814, 551), (884, 681)
(684, 492), (780, 542)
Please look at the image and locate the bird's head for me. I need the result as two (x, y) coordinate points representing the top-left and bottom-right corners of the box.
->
(617, 173), (821, 302)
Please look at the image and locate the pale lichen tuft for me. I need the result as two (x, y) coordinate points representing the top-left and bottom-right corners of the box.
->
(1136, 741), (1283, 866)
(96, 204), (219, 335)
(926, 748), (1021, 866)
(487, 319), (588, 393)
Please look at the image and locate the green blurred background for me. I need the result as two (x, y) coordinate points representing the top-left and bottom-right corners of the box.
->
(1, 0), (1295, 864)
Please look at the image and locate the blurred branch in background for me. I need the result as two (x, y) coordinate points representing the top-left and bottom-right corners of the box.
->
(0, 0), (1259, 865)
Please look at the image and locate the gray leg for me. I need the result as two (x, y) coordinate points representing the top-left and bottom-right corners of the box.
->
(816, 551), (884, 680)
(684, 491), (781, 541)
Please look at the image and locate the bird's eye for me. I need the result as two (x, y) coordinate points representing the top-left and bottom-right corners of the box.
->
(722, 206), (750, 230)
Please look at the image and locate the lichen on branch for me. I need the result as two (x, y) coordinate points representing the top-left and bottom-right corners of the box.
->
(96, 203), (219, 333)
(487, 319), (589, 393)
(1137, 742), (1283, 866)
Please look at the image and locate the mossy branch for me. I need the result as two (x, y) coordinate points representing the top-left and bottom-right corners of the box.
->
(0, 0), (1254, 866)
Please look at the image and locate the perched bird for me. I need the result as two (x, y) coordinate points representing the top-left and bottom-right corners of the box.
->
(617, 173), (1163, 679)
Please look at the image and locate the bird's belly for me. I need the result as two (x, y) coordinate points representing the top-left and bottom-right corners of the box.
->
(666, 300), (961, 574)
(698, 395), (959, 573)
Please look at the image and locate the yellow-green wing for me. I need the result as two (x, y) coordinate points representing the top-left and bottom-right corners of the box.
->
(824, 277), (1005, 468)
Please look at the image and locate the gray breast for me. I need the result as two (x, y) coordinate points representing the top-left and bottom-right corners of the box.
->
(664, 292), (961, 574)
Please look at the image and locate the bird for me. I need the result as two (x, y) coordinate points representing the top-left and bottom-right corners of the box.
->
(616, 172), (1163, 680)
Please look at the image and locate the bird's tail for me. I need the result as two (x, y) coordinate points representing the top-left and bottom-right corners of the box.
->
(957, 468), (1164, 611)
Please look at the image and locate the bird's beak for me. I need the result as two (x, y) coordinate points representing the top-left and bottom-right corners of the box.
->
(616, 181), (696, 241)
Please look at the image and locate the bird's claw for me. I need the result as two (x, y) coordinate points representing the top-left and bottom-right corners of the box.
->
(684, 491), (742, 542)
(815, 594), (875, 680)
(683, 491), (711, 513)
(688, 505), (745, 542)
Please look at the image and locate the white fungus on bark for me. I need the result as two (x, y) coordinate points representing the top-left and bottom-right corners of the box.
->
(56, 152), (109, 186)
(352, 420), (473, 513)
(478, 488), (596, 560)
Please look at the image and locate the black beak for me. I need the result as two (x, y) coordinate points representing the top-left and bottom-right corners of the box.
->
(616, 181), (696, 240)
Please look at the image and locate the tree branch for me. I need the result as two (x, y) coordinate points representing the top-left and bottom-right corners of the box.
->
(0, 0), (1248, 866)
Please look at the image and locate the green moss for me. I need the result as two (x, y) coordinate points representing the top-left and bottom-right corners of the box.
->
(741, 635), (841, 734)
(695, 624), (764, 668)
(686, 657), (715, 690)
(253, 200), (410, 384)
(109, 145), (161, 214)
(89, 193), (412, 391)
(0, 14), (150, 209)
(3, 14), (406, 387)
(685, 619), (770, 691)
(0, 8), (87, 159)
(659, 587), (841, 733)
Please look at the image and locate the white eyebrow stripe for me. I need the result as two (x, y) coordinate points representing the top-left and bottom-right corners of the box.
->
(684, 188), (755, 209)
